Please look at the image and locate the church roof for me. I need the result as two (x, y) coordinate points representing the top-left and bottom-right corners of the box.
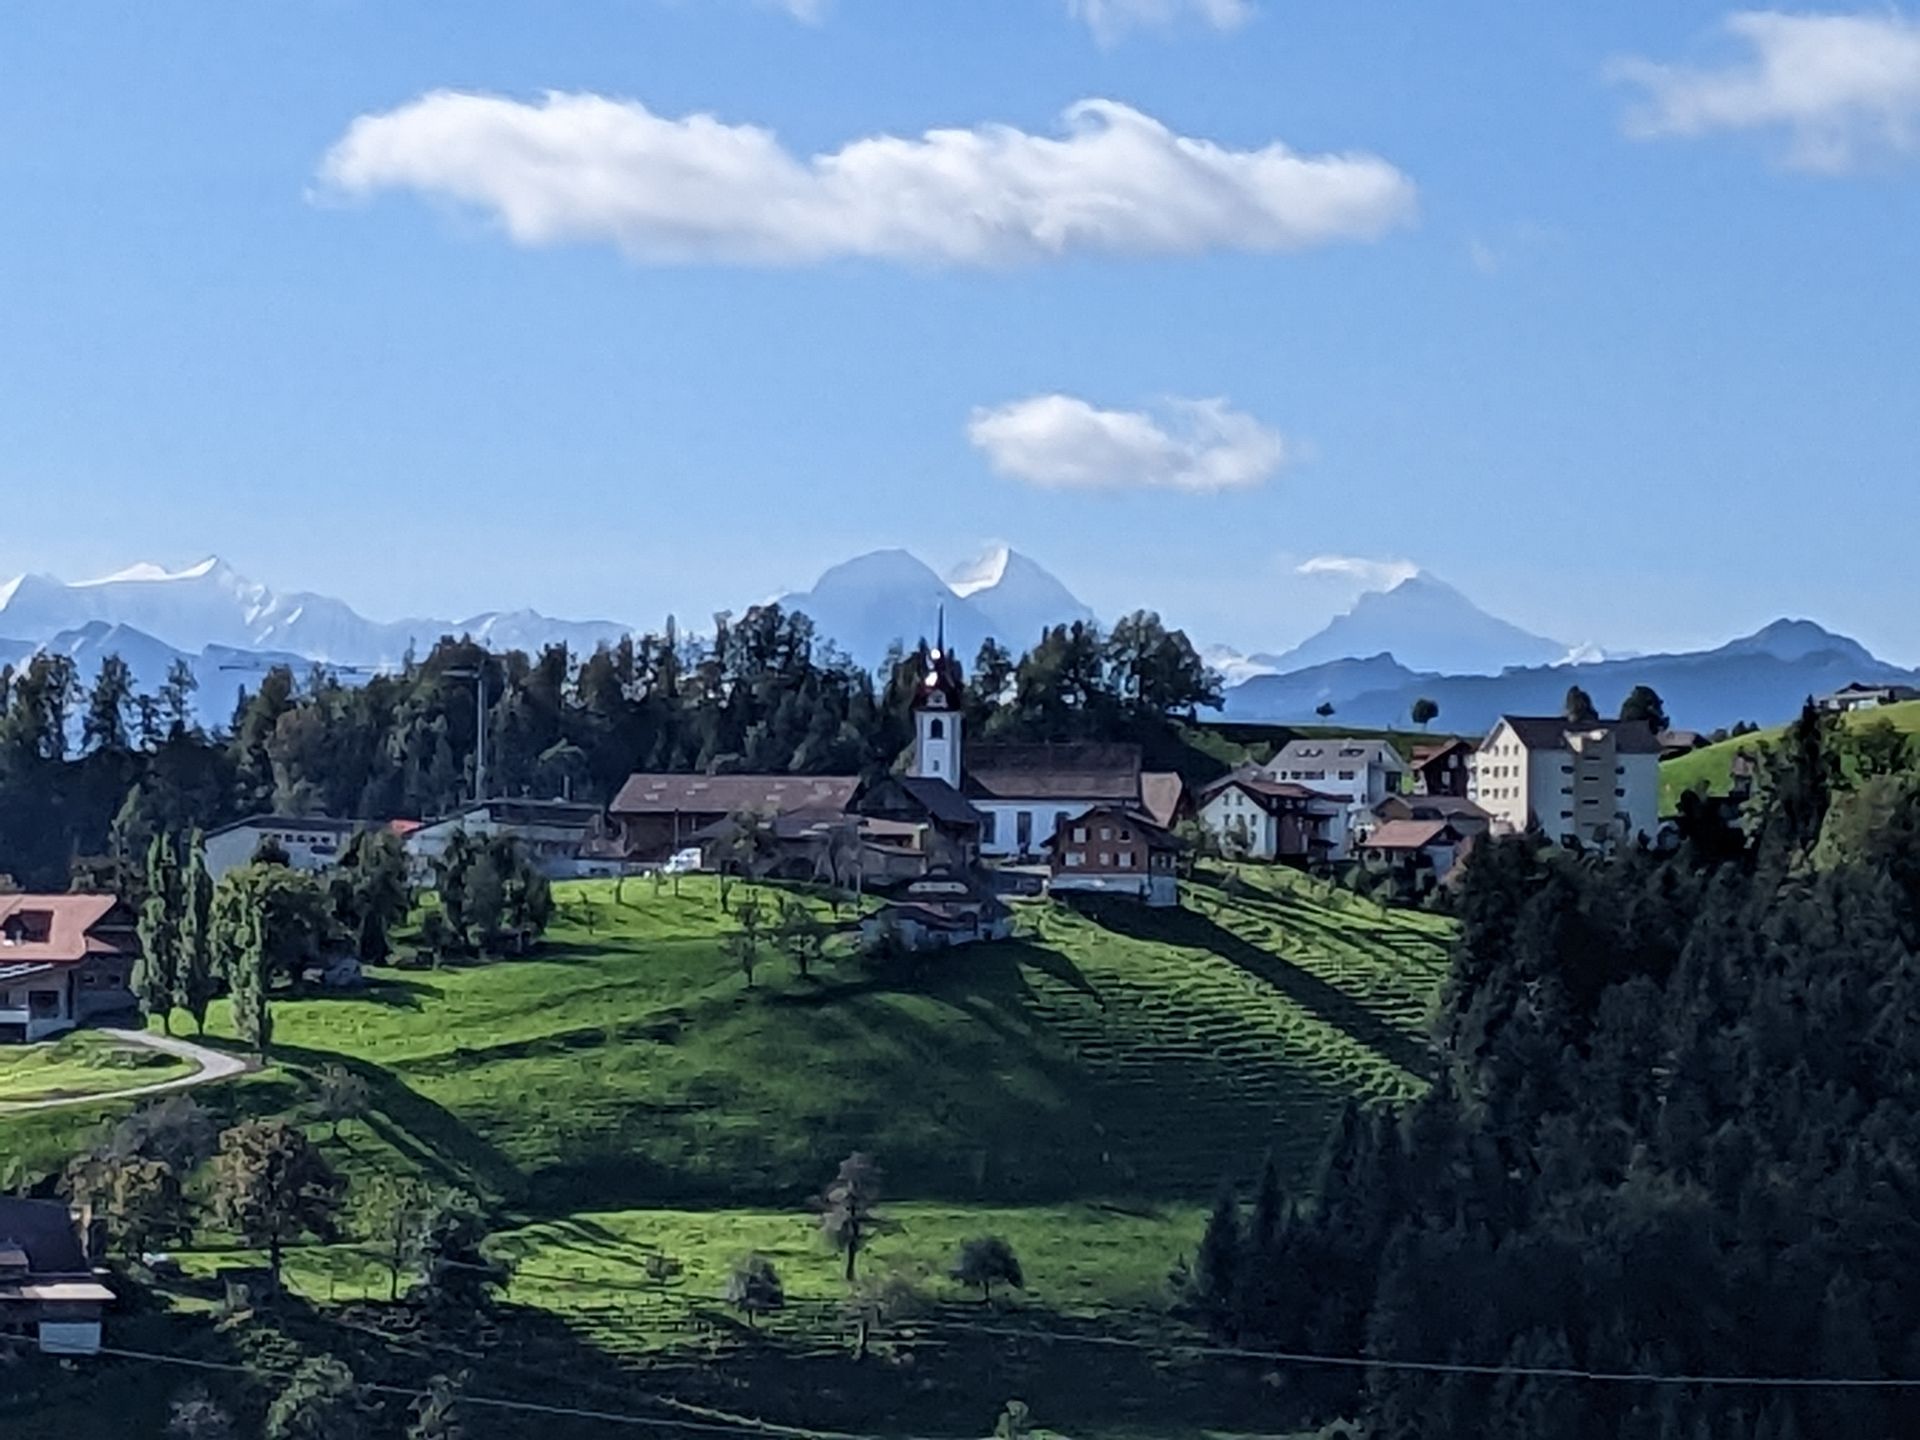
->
(963, 743), (1143, 803)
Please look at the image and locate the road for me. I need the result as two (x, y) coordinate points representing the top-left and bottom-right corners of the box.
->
(0, 1026), (253, 1115)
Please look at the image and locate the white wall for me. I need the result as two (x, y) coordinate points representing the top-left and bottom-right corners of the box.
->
(1197, 789), (1275, 860)
(205, 824), (349, 882)
(977, 800), (1087, 859)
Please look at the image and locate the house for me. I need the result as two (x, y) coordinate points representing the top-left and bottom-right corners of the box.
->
(608, 774), (863, 862)
(405, 798), (616, 881)
(1657, 729), (1711, 760)
(860, 868), (1015, 951)
(1360, 819), (1468, 882)
(1371, 793), (1493, 840)
(204, 815), (361, 882)
(852, 774), (987, 872)
(902, 640), (1182, 860)
(1046, 805), (1182, 907)
(1468, 715), (1662, 849)
(1197, 775), (1348, 862)
(0, 1198), (114, 1354)
(1409, 739), (1475, 798)
(1818, 682), (1920, 714)
(1258, 739), (1408, 834)
(0, 896), (138, 1044)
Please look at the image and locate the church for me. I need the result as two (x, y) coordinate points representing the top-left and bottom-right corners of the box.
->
(903, 636), (1184, 862)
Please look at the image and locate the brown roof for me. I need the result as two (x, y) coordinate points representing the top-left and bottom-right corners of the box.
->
(610, 774), (861, 818)
(1139, 772), (1185, 829)
(1493, 717), (1663, 755)
(1043, 804), (1181, 852)
(0, 895), (124, 968)
(1202, 775), (1343, 813)
(1412, 739), (1475, 767)
(1375, 795), (1490, 822)
(963, 743), (1143, 803)
(1363, 819), (1460, 851)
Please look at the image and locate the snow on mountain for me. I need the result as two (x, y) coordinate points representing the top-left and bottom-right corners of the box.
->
(1270, 572), (1568, 677)
(779, 547), (1096, 668)
(0, 558), (629, 670)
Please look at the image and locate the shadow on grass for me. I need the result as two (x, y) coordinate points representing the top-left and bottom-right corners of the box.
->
(1077, 901), (1437, 1080)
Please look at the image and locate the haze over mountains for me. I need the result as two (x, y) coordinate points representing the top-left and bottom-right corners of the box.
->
(1, 551), (1908, 735)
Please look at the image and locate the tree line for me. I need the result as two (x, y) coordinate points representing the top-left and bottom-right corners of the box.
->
(1184, 701), (1920, 1438)
(0, 606), (1220, 890)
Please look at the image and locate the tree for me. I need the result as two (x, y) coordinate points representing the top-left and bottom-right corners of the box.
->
(228, 897), (273, 1058)
(407, 1376), (465, 1440)
(1315, 701), (1336, 719)
(842, 1272), (921, 1361)
(135, 834), (181, 1034)
(83, 654), (136, 754)
(950, 1235), (1024, 1303)
(65, 1153), (186, 1259)
(776, 896), (828, 979)
(1410, 697), (1440, 730)
(725, 1252), (785, 1327)
(1619, 684), (1669, 735)
(727, 897), (767, 988)
(264, 1356), (367, 1440)
(313, 1063), (371, 1142)
(174, 830), (217, 1033)
(818, 1152), (894, 1283)
(1193, 1181), (1242, 1333)
(1563, 685), (1600, 725)
(358, 1172), (435, 1303)
(409, 1188), (508, 1337)
(167, 1389), (235, 1440)
(209, 1119), (341, 1288)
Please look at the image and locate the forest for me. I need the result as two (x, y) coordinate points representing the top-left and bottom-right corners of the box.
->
(0, 605), (1220, 889)
(1189, 703), (1920, 1438)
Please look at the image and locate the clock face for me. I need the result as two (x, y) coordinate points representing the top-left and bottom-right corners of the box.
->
(923, 688), (950, 709)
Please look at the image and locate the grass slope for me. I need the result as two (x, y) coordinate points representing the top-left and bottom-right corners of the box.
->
(1659, 699), (1920, 811)
(0, 1030), (193, 1105)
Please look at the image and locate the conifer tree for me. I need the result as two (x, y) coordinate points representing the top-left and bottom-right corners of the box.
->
(1194, 1180), (1242, 1334)
(230, 899), (273, 1058)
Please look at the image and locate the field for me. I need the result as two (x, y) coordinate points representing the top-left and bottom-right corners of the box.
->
(0, 867), (1453, 1438)
(0, 1030), (194, 1106)
(1659, 699), (1920, 811)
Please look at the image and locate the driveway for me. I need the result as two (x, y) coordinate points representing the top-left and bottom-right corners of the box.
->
(0, 1027), (253, 1115)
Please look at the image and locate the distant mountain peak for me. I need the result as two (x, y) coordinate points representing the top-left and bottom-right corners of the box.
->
(75, 556), (228, 587)
(1271, 571), (1566, 677)
(947, 544), (1013, 598)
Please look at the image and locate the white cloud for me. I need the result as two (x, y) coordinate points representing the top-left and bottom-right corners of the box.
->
(1066, 0), (1254, 44)
(1296, 555), (1421, 589)
(318, 93), (1415, 266)
(1611, 10), (1920, 171)
(967, 394), (1287, 493)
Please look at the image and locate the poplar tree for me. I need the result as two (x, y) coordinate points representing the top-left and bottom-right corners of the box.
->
(134, 834), (181, 1034)
(174, 830), (217, 1035)
(230, 900), (273, 1059)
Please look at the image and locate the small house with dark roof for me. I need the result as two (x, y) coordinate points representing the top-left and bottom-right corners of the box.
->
(0, 1198), (114, 1354)
(1372, 793), (1493, 839)
(0, 895), (137, 1044)
(853, 774), (987, 871)
(1197, 775), (1348, 862)
(1469, 715), (1662, 849)
(1409, 739), (1475, 798)
(860, 867), (1014, 952)
(1818, 681), (1920, 714)
(1046, 805), (1182, 907)
(1360, 819), (1468, 882)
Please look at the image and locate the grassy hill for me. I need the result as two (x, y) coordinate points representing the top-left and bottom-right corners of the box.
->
(1660, 699), (1920, 811)
(0, 868), (1453, 1439)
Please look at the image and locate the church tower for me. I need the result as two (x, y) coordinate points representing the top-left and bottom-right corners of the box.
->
(911, 608), (966, 786)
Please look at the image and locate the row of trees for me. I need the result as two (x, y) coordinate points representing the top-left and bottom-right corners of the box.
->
(0, 607), (1220, 889)
(1186, 702), (1920, 1438)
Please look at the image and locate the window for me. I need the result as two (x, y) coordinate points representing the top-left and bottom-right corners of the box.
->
(1338, 770), (1356, 781)
(1065, 852), (1084, 868)
(929, 717), (944, 740)
(1099, 826), (1113, 841)
(1097, 852), (1112, 867)
(1016, 812), (1033, 849)
(1119, 852), (1135, 869)
(1119, 829), (1132, 841)
(1072, 826), (1088, 843)
(981, 812), (997, 844)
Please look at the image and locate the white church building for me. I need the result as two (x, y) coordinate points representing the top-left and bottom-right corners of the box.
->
(906, 639), (1183, 862)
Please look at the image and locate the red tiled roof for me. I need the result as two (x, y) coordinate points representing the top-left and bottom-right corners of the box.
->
(0, 894), (123, 968)
(1363, 820), (1459, 851)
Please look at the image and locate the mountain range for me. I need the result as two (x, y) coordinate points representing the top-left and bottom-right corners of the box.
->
(1, 552), (1908, 736)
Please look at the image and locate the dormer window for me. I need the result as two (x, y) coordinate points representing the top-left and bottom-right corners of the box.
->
(1, 911), (52, 946)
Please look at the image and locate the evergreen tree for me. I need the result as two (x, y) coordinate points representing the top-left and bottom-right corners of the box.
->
(264, 1356), (367, 1440)
(228, 899), (273, 1058)
(1193, 1180), (1242, 1334)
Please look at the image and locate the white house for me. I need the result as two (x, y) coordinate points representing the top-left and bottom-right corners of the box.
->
(1468, 715), (1661, 849)
(1196, 776), (1349, 862)
(1258, 739), (1408, 837)
(405, 798), (614, 882)
(904, 646), (1181, 861)
(0, 896), (137, 1044)
(204, 815), (361, 882)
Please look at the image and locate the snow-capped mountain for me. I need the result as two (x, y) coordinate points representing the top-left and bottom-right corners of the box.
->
(778, 546), (1095, 668)
(1269, 572), (1568, 676)
(0, 558), (630, 669)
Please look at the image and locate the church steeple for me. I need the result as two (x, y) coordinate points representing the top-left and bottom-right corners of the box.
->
(911, 612), (966, 785)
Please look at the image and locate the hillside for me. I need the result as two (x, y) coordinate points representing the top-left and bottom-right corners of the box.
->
(1660, 699), (1920, 811)
(0, 869), (1453, 1440)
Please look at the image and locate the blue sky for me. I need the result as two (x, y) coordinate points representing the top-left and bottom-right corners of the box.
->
(3, 2), (1918, 660)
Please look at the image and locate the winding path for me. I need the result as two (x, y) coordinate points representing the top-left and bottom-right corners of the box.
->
(0, 1027), (253, 1115)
